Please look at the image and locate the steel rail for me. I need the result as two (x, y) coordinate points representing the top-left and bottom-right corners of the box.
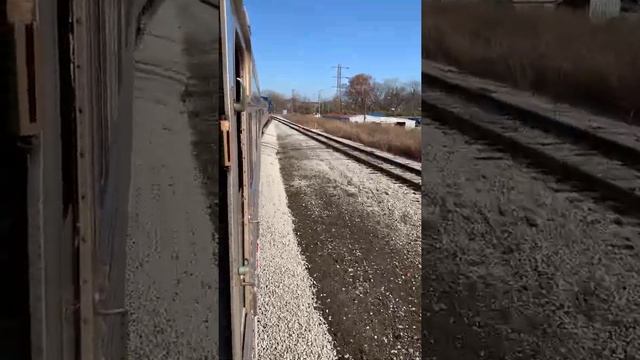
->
(271, 115), (421, 190)
(422, 69), (640, 215)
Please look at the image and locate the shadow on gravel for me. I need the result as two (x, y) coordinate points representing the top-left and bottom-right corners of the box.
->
(180, 33), (221, 242)
(419, 120), (640, 359)
(421, 122), (541, 360)
(422, 211), (541, 360)
(178, 4), (230, 358)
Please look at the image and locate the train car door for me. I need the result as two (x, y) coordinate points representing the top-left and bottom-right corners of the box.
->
(234, 31), (250, 356)
(5, 1), (79, 359)
(241, 54), (257, 360)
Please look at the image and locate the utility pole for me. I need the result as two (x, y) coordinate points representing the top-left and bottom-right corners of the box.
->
(332, 64), (349, 114)
(291, 89), (296, 113)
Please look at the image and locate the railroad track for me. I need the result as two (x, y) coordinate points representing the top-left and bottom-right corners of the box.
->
(423, 60), (640, 215)
(271, 115), (421, 190)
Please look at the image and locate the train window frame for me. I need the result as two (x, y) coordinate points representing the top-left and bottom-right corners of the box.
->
(247, 111), (253, 186)
(234, 33), (244, 193)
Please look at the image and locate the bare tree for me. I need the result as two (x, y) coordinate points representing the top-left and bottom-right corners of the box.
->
(371, 81), (386, 111)
(263, 90), (287, 113)
(349, 78), (421, 115)
(346, 73), (374, 120)
(402, 80), (421, 116)
(297, 95), (315, 114)
(380, 79), (408, 115)
(264, 77), (419, 117)
(327, 95), (341, 114)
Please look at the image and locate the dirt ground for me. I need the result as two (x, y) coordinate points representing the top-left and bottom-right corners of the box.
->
(421, 118), (640, 360)
(126, 0), (224, 358)
(275, 122), (422, 360)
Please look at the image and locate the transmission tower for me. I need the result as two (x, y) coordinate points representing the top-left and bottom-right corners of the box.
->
(332, 64), (349, 114)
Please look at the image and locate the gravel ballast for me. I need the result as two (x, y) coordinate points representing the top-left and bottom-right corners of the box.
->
(422, 117), (640, 360)
(255, 124), (337, 360)
(275, 122), (422, 359)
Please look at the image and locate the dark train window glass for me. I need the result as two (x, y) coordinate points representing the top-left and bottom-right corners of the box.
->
(247, 112), (253, 186)
(235, 34), (244, 194)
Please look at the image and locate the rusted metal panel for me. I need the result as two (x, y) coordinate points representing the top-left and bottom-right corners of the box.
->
(12, 24), (39, 136)
(71, 0), (98, 357)
(19, 0), (78, 359)
(242, 311), (255, 360)
(222, 119), (232, 167)
(68, 0), (148, 358)
(7, 0), (34, 24)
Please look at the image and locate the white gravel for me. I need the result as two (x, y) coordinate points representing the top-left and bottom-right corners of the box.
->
(274, 121), (422, 358)
(255, 124), (337, 360)
(278, 122), (421, 264)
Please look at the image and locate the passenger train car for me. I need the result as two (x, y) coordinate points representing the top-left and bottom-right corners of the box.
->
(220, 0), (271, 357)
(2, 0), (267, 358)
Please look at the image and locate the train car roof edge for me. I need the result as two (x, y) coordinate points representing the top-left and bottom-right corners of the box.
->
(231, 0), (263, 97)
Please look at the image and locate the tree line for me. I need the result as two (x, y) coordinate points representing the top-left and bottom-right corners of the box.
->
(263, 74), (420, 116)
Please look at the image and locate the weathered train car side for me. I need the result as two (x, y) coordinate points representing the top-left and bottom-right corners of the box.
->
(219, 1), (269, 357)
(4, 0), (84, 358)
(3, 0), (163, 358)
(5, 0), (267, 358)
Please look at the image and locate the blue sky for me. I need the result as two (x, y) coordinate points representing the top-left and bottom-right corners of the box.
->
(245, 0), (420, 100)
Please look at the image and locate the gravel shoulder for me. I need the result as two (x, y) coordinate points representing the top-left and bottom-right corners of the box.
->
(126, 1), (221, 358)
(275, 122), (422, 359)
(422, 118), (640, 360)
(255, 124), (336, 360)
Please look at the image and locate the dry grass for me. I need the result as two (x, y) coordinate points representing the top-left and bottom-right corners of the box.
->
(424, 2), (640, 121)
(285, 114), (421, 162)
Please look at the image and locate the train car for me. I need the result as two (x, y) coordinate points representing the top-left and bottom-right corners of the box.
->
(2, 0), (267, 359)
(220, 1), (270, 356)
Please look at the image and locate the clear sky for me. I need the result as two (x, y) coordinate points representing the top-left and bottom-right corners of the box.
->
(245, 0), (420, 100)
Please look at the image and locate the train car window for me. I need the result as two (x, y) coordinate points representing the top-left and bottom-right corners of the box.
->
(118, 0), (124, 92)
(247, 112), (253, 186)
(234, 35), (244, 193)
(250, 64), (259, 99)
(58, 0), (75, 214)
